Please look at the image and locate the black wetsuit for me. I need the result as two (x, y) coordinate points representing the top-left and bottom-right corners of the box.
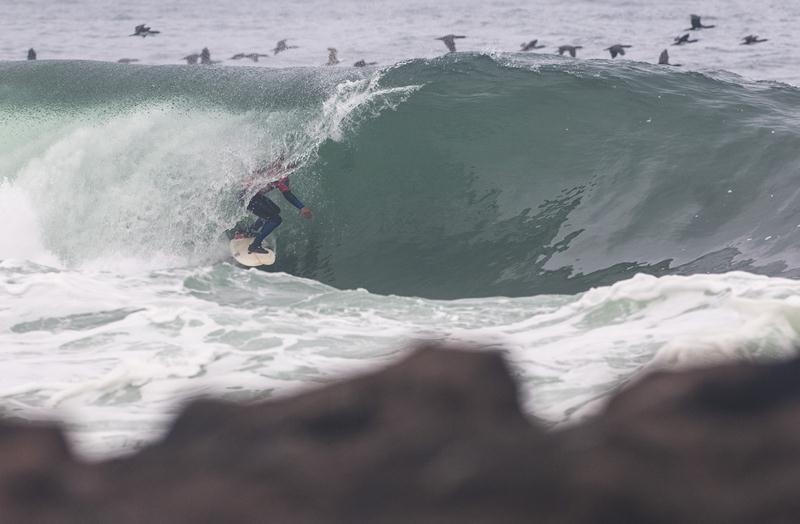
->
(246, 176), (305, 249)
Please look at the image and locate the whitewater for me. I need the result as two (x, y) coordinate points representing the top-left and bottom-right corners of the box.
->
(3, 0), (800, 458)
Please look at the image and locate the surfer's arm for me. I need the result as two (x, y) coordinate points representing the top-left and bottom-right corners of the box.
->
(280, 189), (305, 210)
(273, 177), (305, 210)
(276, 177), (312, 218)
(282, 190), (313, 218)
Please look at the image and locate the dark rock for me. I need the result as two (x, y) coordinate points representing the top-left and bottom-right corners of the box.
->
(97, 345), (565, 523)
(560, 357), (800, 524)
(1, 345), (800, 523)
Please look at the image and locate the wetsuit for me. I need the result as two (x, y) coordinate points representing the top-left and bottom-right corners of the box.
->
(246, 176), (305, 250)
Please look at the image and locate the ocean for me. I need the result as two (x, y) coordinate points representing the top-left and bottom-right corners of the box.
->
(2, 0), (800, 458)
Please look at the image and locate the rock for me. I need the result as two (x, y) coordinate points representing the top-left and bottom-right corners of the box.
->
(99, 345), (564, 523)
(0, 421), (97, 523)
(560, 357), (800, 524)
(1, 345), (800, 523)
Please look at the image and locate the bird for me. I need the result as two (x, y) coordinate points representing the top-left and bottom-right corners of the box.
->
(557, 45), (582, 57)
(200, 47), (218, 64)
(354, 59), (377, 67)
(741, 35), (768, 45)
(436, 34), (465, 53)
(520, 40), (545, 51)
(273, 39), (298, 55)
(672, 33), (698, 45)
(326, 48), (340, 65)
(231, 53), (269, 62)
(130, 24), (160, 37)
(686, 14), (715, 30)
(117, 58), (139, 64)
(182, 53), (200, 65)
(605, 44), (632, 58)
(658, 49), (681, 66)
(27, 48), (36, 60)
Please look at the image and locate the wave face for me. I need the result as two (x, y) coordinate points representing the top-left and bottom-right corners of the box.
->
(3, 55), (800, 298)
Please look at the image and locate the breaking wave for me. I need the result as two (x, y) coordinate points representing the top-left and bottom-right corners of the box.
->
(2, 54), (800, 298)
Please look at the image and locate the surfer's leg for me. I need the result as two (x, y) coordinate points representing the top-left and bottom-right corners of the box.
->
(246, 195), (282, 250)
(250, 215), (282, 250)
(249, 218), (265, 236)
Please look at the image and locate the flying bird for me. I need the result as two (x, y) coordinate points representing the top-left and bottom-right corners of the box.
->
(130, 24), (160, 37)
(436, 34), (466, 53)
(686, 14), (715, 30)
(658, 49), (681, 66)
(231, 53), (270, 62)
(326, 48), (340, 65)
(672, 33), (698, 45)
(200, 47), (218, 64)
(354, 59), (377, 67)
(520, 40), (545, 51)
(605, 44), (632, 58)
(741, 35), (768, 45)
(557, 45), (582, 57)
(273, 39), (298, 55)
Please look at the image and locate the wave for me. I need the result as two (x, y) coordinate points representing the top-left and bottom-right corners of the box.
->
(2, 55), (800, 298)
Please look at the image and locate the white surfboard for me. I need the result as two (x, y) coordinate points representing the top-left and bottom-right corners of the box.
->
(229, 237), (276, 267)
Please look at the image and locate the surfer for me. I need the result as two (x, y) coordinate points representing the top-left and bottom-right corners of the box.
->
(241, 156), (313, 254)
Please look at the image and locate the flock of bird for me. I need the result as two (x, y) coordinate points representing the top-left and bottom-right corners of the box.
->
(23, 24), (375, 67)
(23, 15), (769, 68)
(169, 41), (375, 67)
(512, 14), (768, 67)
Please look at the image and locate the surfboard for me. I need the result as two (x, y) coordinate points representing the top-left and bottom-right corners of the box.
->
(229, 237), (276, 267)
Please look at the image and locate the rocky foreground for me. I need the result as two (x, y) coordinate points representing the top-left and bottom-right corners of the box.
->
(2, 345), (800, 523)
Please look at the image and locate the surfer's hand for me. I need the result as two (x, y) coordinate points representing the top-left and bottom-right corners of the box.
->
(300, 207), (313, 219)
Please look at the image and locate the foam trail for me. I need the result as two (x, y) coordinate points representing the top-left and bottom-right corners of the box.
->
(3, 266), (800, 457)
